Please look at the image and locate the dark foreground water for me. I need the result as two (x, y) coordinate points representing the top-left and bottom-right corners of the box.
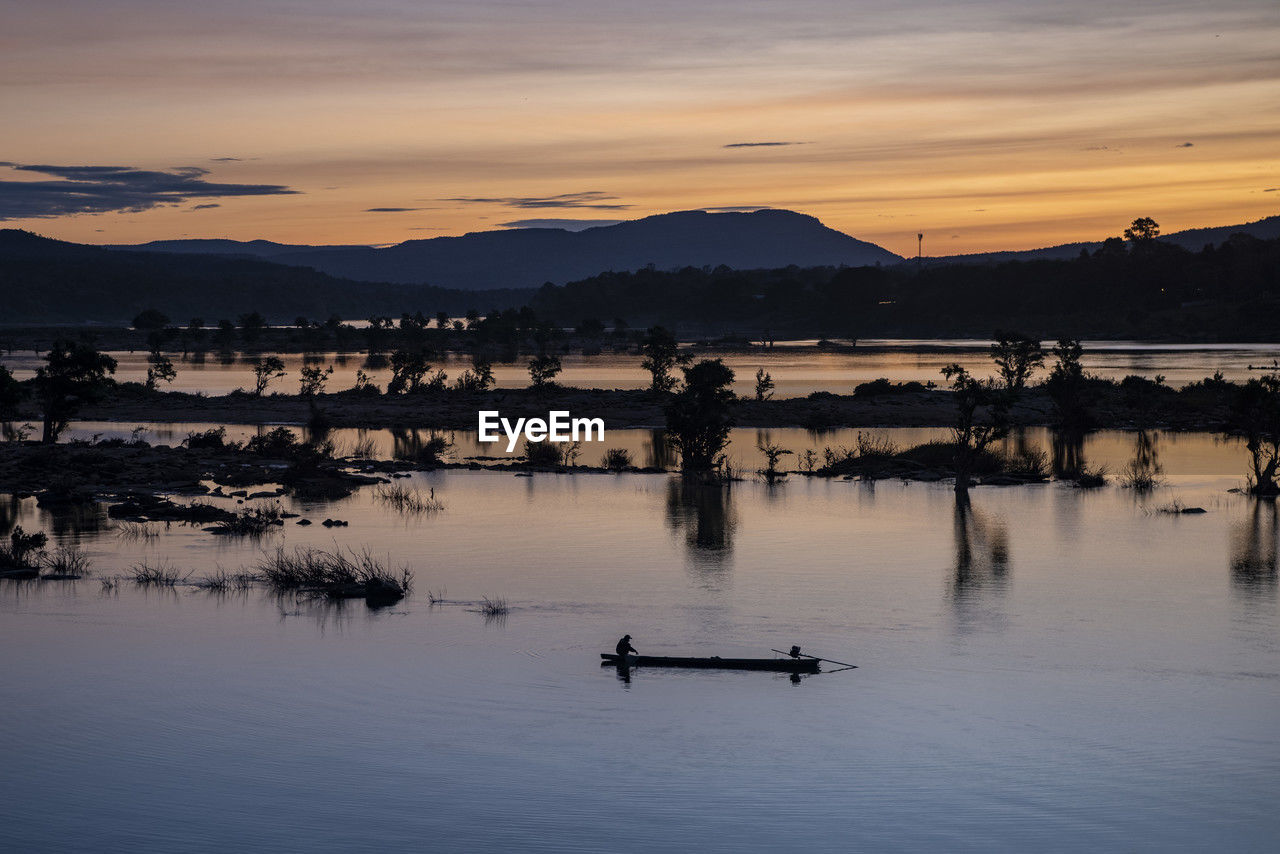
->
(1, 444), (1278, 851)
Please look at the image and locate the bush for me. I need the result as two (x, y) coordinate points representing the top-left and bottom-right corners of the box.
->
(853, 378), (928, 397)
(184, 426), (240, 450)
(523, 439), (562, 467)
(601, 448), (633, 471)
(245, 427), (301, 457)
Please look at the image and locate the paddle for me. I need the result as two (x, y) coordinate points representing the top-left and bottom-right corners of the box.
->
(770, 649), (858, 669)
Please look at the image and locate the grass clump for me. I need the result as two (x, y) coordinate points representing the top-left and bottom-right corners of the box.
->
(0, 527), (48, 574)
(601, 448), (633, 471)
(129, 560), (188, 586)
(374, 483), (445, 514)
(207, 504), (286, 536)
(1075, 464), (1109, 488)
(114, 521), (159, 541)
(42, 545), (91, 579)
(1120, 461), (1164, 491)
(478, 595), (509, 616)
(256, 546), (413, 599)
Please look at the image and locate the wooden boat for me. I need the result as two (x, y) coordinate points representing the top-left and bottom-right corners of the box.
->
(600, 653), (819, 673)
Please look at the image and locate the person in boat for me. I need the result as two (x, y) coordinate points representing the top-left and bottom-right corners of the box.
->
(615, 634), (637, 659)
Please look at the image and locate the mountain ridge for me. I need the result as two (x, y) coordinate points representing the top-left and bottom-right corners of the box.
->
(106, 209), (902, 289)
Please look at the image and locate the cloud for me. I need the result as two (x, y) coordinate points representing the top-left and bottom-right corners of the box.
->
(190, 203), (220, 210)
(0, 163), (297, 220)
(723, 141), (807, 148)
(210, 157), (242, 162)
(365, 207), (423, 212)
(442, 191), (630, 210)
(1264, 188), (1277, 192)
(1176, 141), (1195, 147)
(498, 218), (624, 231)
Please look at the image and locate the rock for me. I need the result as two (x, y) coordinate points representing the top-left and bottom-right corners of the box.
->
(1180, 507), (1207, 514)
(296, 518), (312, 526)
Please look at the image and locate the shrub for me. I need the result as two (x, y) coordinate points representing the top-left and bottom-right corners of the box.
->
(523, 439), (562, 467)
(601, 448), (633, 471)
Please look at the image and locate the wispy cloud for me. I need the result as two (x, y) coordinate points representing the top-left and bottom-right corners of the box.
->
(442, 191), (630, 210)
(1176, 141), (1195, 147)
(498, 217), (624, 230)
(0, 163), (297, 220)
(190, 203), (220, 210)
(365, 207), (424, 212)
(723, 141), (807, 148)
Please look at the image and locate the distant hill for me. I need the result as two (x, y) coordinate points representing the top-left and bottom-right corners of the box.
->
(926, 215), (1280, 266)
(0, 230), (530, 324)
(108, 238), (368, 258)
(107, 209), (903, 289)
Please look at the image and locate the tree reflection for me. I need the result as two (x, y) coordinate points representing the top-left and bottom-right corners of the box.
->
(1050, 428), (1087, 479)
(1121, 429), (1163, 491)
(665, 478), (736, 565)
(0, 493), (21, 537)
(951, 502), (1009, 599)
(37, 500), (109, 538)
(645, 428), (674, 470)
(1230, 500), (1277, 597)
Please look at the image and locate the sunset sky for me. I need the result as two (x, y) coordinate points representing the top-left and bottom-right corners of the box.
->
(2, 0), (1277, 255)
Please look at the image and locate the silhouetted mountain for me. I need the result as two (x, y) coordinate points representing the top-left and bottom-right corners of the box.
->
(927, 215), (1280, 265)
(0, 230), (529, 324)
(107, 238), (367, 259)
(109, 209), (903, 289)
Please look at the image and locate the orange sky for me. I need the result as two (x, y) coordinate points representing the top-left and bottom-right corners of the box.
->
(2, 0), (1277, 256)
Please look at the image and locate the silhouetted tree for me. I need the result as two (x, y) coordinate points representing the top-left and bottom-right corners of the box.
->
(388, 349), (432, 394)
(575, 317), (605, 337)
(132, 308), (169, 331)
(941, 363), (1009, 500)
(238, 312), (267, 345)
(1044, 339), (1092, 428)
(757, 438), (791, 481)
(528, 353), (562, 388)
(33, 340), (117, 443)
(455, 351), (495, 391)
(0, 366), (23, 427)
(754, 368), (775, 401)
(298, 364), (334, 397)
(145, 354), (176, 390)
(251, 356), (286, 396)
(1230, 375), (1280, 496)
(640, 326), (689, 393)
(990, 331), (1044, 390)
(214, 319), (236, 349)
(1123, 217), (1160, 244)
(666, 359), (736, 474)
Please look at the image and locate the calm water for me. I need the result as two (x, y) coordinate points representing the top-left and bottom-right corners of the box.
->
(49, 421), (1256, 477)
(2, 432), (1278, 851)
(4, 340), (1279, 398)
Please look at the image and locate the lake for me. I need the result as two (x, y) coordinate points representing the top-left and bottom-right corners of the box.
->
(4, 339), (1279, 399)
(2, 427), (1277, 851)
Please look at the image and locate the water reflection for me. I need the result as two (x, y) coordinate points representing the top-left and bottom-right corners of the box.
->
(34, 500), (110, 540)
(644, 429), (674, 470)
(0, 494), (23, 537)
(950, 502), (1010, 633)
(1230, 501), (1278, 598)
(1050, 429), (1087, 479)
(1123, 429), (1164, 491)
(665, 479), (737, 566)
